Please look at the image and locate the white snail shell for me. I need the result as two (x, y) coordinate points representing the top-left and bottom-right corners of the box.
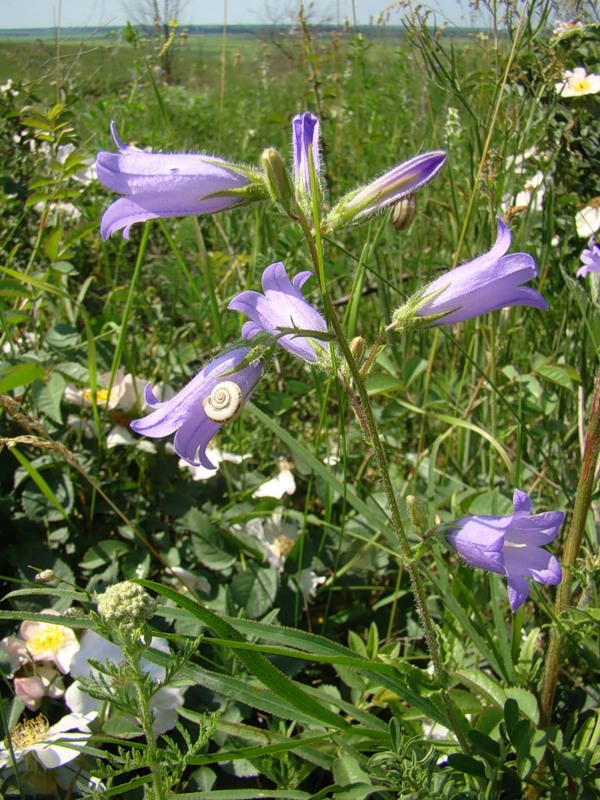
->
(202, 381), (243, 423)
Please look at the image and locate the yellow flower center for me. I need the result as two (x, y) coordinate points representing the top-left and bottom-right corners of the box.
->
(26, 624), (71, 657)
(82, 387), (111, 404)
(272, 535), (294, 558)
(9, 715), (49, 749)
(572, 77), (591, 93)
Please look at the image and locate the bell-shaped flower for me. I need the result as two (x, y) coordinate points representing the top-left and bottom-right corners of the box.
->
(392, 218), (548, 328)
(325, 150), (446, 230)
(446, 489), (564, 611)
(292, 111), (321, 198)
(228, 261), (328, 363)
(97, 122), (268, 239)
(130, 348), (262, 468)
(577, 237), (600, 278)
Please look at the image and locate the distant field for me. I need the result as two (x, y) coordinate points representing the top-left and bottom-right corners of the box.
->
(0, 25), (479, 94)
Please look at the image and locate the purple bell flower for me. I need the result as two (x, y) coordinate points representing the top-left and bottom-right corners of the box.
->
(228, 262), (327, 363)
(96, 122), (267, 239)
(411, 218), (548, 325)
(576, 236), (600, 278)
(446, 489), (564, 612)
(292, 112), (321, 197)
(325, 150), (447, 229)
(130, 348), (262, 468)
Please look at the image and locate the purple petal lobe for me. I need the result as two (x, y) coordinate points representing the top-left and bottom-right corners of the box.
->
(417, 219), (548, 324)
(229, 262), (327, 363)
(292, 112), (321, 195)
(96, 124), (263, 238)
(507, 574), (530, 612)
(512, 489), (533, 517)
(577, 237), (600, 278)
(130, 348), (262, 466)
(446, 517), (506, 574)
(446, 488), (564, 612)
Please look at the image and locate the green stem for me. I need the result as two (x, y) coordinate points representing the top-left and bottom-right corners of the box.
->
(123, 637), (165, 800)
(296, 193), (470, 753)
(539, 365), (600, 727)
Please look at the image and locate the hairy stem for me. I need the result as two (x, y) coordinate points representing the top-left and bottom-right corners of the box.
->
(296, 173), (470, 753)
(539, 366), (600, 726)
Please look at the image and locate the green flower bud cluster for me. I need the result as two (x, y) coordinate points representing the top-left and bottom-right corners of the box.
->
(96, 581), (157, 632)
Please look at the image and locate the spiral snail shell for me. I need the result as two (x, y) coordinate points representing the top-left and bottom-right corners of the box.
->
(202, 381), (244, 423)
(390, 193), (417, 231)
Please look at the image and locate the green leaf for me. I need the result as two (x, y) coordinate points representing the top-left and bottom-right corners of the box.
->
(46, 323), (81, 350)
(447, 753), (487, 778)
(230, 563), (280, 618)
(468, 729), (500, 758)
(156, 605), (447, 726)
(504, 688), (539, 725)
(332, 755), (371, 786)
(176, 508), (238, 570)
(0, 362), (45, 393)
(80, 540), (130, 570)
(365, 373), (404, 395)
(138, 579), (353, 733)
(453, 668), (507, 708)
(17, 459), (74, 522)
(536, 364), (576, 389)
(32, 372), (66, 424)
(504, 698), (520, 740)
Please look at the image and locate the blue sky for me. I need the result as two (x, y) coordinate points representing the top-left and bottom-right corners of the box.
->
(1, 0), (481, 29)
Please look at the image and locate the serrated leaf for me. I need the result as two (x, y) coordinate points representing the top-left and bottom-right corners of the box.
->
(139, 579), (353, 733)
(454, 668), (507, 707)
(536, 364), (575, 389)
(176, 508), (237, 570)
(20, 469), (74, 522)
(32, 372), (66, 424)
(230, 563), (280, 618)
(80, 540), (130, 570)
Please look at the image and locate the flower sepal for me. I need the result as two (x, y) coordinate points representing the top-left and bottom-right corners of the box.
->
(389, 285), (452, 332)
(201, 176), (270, 205)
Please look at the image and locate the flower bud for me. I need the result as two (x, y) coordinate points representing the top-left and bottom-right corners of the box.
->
(34, 569), (56, 583)
(261, 147), (296, 214)
(348, 336), (366, 363)
(325, 151), (446, 231)
(96, 581), (157, 632)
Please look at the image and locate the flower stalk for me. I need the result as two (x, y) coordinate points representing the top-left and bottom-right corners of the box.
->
(300, 152), (471, 755)
(539, 365), (600, 727)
